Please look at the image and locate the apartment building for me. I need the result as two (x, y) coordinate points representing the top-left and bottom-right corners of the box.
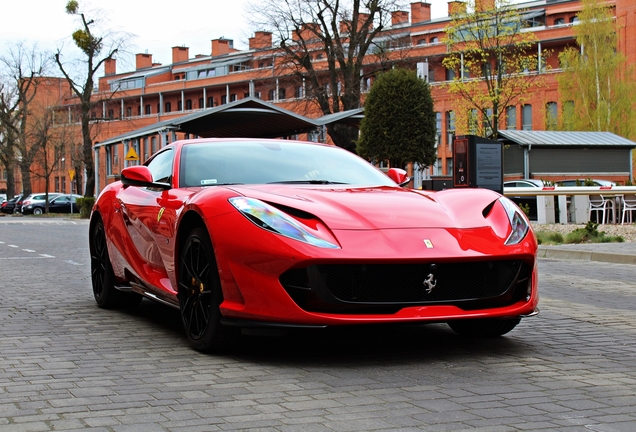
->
(5, 0), (635, 196)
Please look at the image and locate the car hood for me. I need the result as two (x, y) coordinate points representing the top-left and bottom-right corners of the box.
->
(224, 184), (499, 230)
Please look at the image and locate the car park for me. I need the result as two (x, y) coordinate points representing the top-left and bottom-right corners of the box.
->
(0, 194), (23, 214)
(90, 138), (539, 353)
(19, 193), (62, 215)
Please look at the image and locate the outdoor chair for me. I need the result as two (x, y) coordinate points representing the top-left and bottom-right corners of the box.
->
(588, 195), (614, 224)
(621, 194), (636, 225)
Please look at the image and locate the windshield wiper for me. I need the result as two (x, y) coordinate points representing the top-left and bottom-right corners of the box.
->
(268, 180), (348, 185)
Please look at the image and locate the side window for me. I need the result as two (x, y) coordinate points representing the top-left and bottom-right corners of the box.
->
(146, 149), (174, 184)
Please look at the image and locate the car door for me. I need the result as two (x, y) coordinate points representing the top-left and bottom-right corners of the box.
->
(115, 149), (176, 273)
(49, 196), (70, 213)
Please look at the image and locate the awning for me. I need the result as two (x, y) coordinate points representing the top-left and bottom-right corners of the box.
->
(498, 130), (636, 147)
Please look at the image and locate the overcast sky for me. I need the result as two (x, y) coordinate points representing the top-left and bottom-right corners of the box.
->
(1, 0), (455, 73)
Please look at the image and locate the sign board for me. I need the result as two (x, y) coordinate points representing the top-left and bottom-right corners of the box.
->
(68, 169), (75, 181)
(125, 146), (139, 161)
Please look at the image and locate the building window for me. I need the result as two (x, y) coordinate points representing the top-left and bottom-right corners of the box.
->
(199, 98), (204, 108)
(230, 94), (237, 102)
(446, 111), (456, 150)
(126, 107), (132, 118)
(278, 88), (286, 100)
(151, 137), (157, 155)
(446, 158), (453, 176)
(522, 104), (532, 130)
(446, 68), (456, 81)
(570, 16), (579, 23)
(563, 100), (575, 129)
(185, 99), (192, 110)
(268, 89), (276, 101)
(483, 108), (493, 136)
(435, 112), (442, 148)
(105, 146), (112, 176)
(165, 102), (171, 113)
(546, 102), (558, 130)
(468, 109), (478, 134)
(61, 176), (66, 193)
(54, 176), (60, 192)
(157, 103), (160, 114)
(417, 39), (426, 45)
(137, 105), (141, 116)
(145, 104), (151, 115)
(207, 96), (214, 107)
(554, 18), (564, 25)
(295, 85), (303, 98)
(221, 95), (227, 104)
(430, 37), (439, 43)
(506, 106), (517, 129)
(107, 109), (114, 119)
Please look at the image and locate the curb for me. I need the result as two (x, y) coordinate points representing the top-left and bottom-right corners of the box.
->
(538, 246), (636, 265)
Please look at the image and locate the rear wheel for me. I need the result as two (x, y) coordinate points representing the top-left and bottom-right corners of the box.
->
(447, 318), (521, 337)
(90, 218), (141, 308)
(33, 207), (43, 215)
(178, 228), (236, 352)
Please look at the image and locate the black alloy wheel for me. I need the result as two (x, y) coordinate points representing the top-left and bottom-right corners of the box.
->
(447, 318), (521, 337)
(90, 218), (141, 308)
(178, 227), (236, 352)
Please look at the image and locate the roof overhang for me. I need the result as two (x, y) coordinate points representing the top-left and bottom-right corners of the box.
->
(498, 130), (636, 147)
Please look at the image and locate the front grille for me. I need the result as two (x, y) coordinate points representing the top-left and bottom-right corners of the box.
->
(280, 260), (530, 314)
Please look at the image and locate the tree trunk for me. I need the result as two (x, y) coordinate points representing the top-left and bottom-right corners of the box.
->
(81, 110), (95, 197)
(5, 166), (16, 198)
(19, 162), (32, 197)
(327, 123), (359, 153)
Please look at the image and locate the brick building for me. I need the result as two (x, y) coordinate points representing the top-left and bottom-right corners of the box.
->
(3, 0), (636, 197)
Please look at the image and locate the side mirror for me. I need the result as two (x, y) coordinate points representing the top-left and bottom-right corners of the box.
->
(387, 168), (410, 187)
(121, 166), (171, 190)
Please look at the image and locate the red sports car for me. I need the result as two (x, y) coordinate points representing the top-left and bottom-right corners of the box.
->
(90, 138), (538, 352)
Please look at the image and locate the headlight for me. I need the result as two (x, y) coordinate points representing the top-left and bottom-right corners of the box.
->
(229, 197), (339, 249)
(498, 197), (529, 245)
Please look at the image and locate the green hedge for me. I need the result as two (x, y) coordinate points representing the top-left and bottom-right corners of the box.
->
(76, 197), (96, 219)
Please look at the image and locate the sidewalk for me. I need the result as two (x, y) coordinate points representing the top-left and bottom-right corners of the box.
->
(538, 242), (636, 265)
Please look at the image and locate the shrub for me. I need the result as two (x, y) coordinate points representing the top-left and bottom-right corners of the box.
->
(76, 197), (96, 219)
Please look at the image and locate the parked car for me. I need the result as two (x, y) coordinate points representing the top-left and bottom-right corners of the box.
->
(0, 194), (6, 204)
(45, 194), (83, 214)
(1, 194), (23, 214)
(503, 179), (548, 221)
(90, 138), (539, 353)
(556, 179), (616, 187)
(20, 193), (62, 215)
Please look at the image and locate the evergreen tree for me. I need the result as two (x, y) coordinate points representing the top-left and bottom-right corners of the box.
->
(357, 68), (436, 169)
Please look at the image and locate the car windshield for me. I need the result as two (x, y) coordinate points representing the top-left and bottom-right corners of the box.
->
(179, 141), (395, 187)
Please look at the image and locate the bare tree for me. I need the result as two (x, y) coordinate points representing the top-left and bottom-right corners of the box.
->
(0, 43), (51, 198)
(247, 0), (400, 152)
(54, 0), (130, 197)
(30, 106), (75, 213)
(0, 83), (19, 199)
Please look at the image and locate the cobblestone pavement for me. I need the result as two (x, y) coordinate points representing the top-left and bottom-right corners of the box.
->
(1, 218), (635, 431)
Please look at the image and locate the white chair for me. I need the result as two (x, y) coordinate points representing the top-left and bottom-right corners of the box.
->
(621, 194), (636, 224)
(588, 195), (613, 224)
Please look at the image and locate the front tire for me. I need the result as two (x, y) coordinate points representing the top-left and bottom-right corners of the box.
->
(90, 218), (141, 308)
(448, 318), (521, 337)
(178, 227), (237, 352)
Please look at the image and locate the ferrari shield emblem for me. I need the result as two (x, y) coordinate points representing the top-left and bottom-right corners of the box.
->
(423, 239), (434, 249)
(157, 207), (165, 223)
